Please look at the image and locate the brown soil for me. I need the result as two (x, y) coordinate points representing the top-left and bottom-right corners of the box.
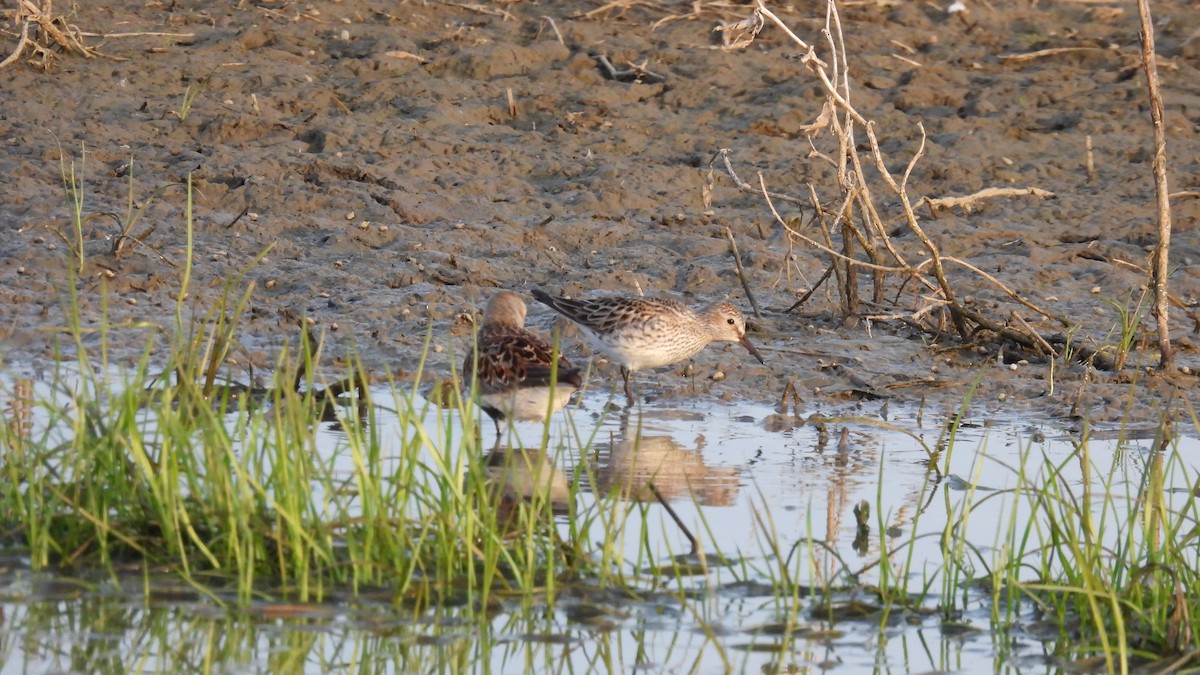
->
(2, 0), (1198, 424)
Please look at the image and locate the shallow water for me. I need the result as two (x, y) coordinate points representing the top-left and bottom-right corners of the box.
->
(2, 382), (1198, 673)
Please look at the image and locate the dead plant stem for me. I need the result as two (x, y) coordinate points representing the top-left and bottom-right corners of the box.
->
(1135, 0), (1174, 370)
(724, 225), (762, 319)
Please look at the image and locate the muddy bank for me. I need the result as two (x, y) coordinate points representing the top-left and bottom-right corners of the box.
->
(1, 0), (1198, 424)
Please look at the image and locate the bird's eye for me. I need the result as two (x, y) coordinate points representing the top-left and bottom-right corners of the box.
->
(727, 318), (735, 325)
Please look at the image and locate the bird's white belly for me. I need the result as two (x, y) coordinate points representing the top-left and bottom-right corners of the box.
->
(578, 327), (704, 372)
(482, 386), (574, 422)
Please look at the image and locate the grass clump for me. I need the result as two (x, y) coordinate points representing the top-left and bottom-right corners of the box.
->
(0, 169), (622, 613)
(928, 412), (1200, 670)
(0, 317), (627, 608)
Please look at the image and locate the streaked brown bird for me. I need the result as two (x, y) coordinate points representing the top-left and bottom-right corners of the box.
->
(531, 289), (764, 405)
(464, 291), (582, 437)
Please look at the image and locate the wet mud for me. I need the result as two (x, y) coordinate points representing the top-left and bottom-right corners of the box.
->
(2, 0), (1199, 424)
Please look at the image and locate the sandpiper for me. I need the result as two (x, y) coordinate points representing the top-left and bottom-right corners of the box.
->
(531, 289), (764, 405)
(464, 291), (583, 438)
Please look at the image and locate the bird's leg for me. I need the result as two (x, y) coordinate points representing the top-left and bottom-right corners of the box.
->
(493, 417), (503, 440)
(622, 367), (634, 407)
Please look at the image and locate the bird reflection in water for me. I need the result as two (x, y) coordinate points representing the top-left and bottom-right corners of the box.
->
(478, 446), (573, 529)
(592, 410), (742, 507)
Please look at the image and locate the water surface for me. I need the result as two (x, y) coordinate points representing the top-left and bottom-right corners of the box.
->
(2, 384), (1196, 673)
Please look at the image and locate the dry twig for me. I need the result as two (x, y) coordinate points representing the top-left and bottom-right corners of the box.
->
(4, 0), (102, 67)
(1136, 0), (1175, 370)
(594, 52), (666, 83)
(2, 0), (193, 69)
(729, 1), (1077, 358)
(724, 225), (762, 319)
(712, 148), (808, 207)
(921, 187), (1056, 214)
(998, 46), (1111, 63)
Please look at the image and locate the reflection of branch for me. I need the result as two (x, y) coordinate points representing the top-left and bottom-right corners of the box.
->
(815, 416), (938, 465)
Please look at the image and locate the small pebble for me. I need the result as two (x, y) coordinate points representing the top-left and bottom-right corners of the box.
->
(712, 370), (726, 382)
(378, 224), (389, 232)
(434, 344), (443, 354)
(330, 322), (339, 332)
(998, 392), (1007, 401)
(345, 211), (355, 220)
(305, 317), (316, 325)
(16, 266), (25, 274)
(1009, 363), (1018, 371)
(127, 297), (137, 305)
(1091, 286), (1101, 294)
(319, 291), (331, 298)
(266, 279), (277, 289)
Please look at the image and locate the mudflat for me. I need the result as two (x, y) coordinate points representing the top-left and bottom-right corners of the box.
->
(2, 0), (1198, 423)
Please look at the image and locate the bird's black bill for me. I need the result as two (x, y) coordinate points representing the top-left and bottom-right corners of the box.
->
(740, 336), (765, 364)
